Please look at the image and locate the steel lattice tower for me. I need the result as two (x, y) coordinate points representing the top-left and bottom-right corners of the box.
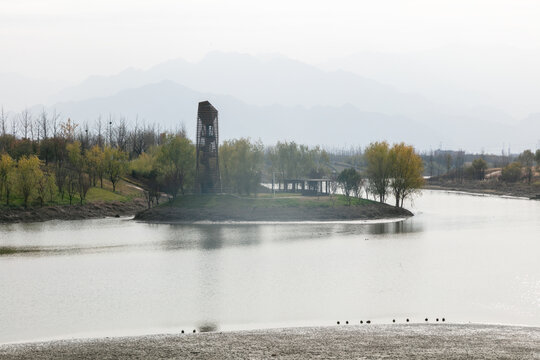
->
(195, 101), (221, 193)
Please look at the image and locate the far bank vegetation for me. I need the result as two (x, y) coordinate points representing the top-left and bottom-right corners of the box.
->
(423, 145), (540, 197)
(1, 108), (427, 210)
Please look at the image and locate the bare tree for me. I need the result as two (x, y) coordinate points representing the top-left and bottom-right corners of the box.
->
(454, 150), (465, 183)
(428, 150), (434, 177)
(107, 114), (114, 146)
(20, 109), (32, 139)
(40, 108), (49, 140)
(51, 109), (60, 137)
(0, 107), (7, 136)
(115, 117), (128, 152)
(95, 116), (104, 148)
(10, 112), (17, 136)
(79, 121), (90, 151)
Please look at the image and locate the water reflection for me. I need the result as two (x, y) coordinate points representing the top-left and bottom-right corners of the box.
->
(366, 219), (422, 235)
(0, 190), (539, 344)
(200, 225), (224, 249)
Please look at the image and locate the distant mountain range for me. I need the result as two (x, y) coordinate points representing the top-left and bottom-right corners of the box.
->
(45, 81), (440, 148)
(8, 52), (540, 152)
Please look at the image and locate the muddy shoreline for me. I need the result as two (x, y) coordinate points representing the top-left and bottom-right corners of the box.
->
(0, 199), (147, 224)
(134, 201), (413, 223)
(0, 324), (537, 359)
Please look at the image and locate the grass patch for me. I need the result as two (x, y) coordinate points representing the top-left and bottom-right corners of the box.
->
(86, 187), (128, 202)
(166, 193), (374, 209)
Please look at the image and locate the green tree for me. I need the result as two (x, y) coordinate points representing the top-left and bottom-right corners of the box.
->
(518, 149), (535, 184)
(16, 155), (43, 208)
(220, 138), (264, 195)
(337, 168), (361, 206)
(77, 173), (91, 205)
(389, 143), (424, 208)
(104, 146), (128, 192)
(269, 142), (330, 182)
(86, 145), (106, 187)
(131, 151), (160, 208)
(471, 158), (488, 180)
(501, 162), (522, 183)
(0, 153), (15, 205)
(156, 135), (195, 199)
(55, 166), (67, 200)
(67, 141), (85, 175)
(535, 149), (540, 167)
(365, 141), (392, 203)
(35, 170), (47, 206)
(66, 170), (78, 205)
(46, 172), (58, 203)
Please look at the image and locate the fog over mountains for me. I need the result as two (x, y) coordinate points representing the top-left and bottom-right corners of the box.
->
(4, 52), (540, 152)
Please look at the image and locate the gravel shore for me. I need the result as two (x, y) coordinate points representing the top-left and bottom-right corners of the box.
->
(1, 324), (538, 359)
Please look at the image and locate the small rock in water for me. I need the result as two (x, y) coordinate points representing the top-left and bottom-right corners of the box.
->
(425, 318), (428, 322)
(442, 318), (446, 322)
(337, 321), (340, 325)
(406, 318), (410, 322)
(181, 330), (184, 334)
(345, 321), (349, 324)
(193, 329), (196, 333)
(392, 319), (395, 323)
(360, 320), (363, 324)
(436, 318), (439, 322)
(366, 320), (371, 324)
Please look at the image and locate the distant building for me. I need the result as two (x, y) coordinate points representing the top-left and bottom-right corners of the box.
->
(195, 101), (221, 193)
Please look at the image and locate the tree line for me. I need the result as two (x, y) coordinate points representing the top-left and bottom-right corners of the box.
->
(426, 148), (540, 184)
(0, 107), (427, 209)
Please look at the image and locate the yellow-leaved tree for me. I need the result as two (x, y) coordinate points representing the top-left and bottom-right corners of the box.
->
(389, 143), (424, 208)
(0, 153), (15, 205)
(16, 155), (43, 208)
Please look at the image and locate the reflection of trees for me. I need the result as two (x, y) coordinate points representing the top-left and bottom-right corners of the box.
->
(367, 220), (422, 235)
(200, 225), (225, 250)
(163, 224), (265, 251)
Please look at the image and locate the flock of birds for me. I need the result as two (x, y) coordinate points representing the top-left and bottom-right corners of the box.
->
(180, 317), (448, 334)
(337, 317), (446, 325)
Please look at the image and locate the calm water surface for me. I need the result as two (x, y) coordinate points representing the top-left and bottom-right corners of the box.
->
(0, 190), (539, 343)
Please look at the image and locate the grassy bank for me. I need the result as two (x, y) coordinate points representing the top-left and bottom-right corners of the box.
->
(0, 179), (146, 224)
(0, 324), (537, 359)
(135, 193), (412, 223)
(168, 193), (372, 208)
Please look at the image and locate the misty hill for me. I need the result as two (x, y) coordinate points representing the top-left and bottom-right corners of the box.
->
(52, 52), (479, 125)
(42, 80), (538, 152)
(322, 46), (540, 122)
(46, 52), (538, 151)
(0, 72), (66, 111)
(46, 81), (445, 149)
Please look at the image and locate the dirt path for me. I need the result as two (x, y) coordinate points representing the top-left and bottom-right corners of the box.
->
(1, 324), (538, 359)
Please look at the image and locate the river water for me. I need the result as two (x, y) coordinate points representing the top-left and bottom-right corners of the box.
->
(0, 190), (539, 344)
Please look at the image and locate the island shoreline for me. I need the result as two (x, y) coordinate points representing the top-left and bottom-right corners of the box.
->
(133, 197), (413, 223)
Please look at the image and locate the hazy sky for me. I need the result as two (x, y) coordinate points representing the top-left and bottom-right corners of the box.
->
(2, 0), (540, 81)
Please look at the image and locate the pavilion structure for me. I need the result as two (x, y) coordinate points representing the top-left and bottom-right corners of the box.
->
(274, 178), (333, 196)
